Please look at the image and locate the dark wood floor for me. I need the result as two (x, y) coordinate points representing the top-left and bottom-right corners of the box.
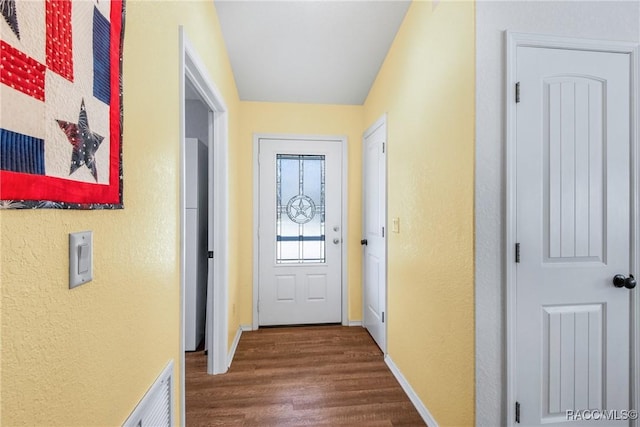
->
(185, 325), (426, 426)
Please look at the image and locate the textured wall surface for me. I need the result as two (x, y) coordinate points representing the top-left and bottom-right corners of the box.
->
(0, 1), (240, 425)
(364, 1), (476, 425)
(238, 102), (364, 324)
(475, 2), (640, 426)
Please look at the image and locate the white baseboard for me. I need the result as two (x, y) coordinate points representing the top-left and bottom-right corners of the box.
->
(385, 355), (439, 427)
(227, 326), (243, 368)
(348, 320), (363, 327)
(227, 325), (252, 368)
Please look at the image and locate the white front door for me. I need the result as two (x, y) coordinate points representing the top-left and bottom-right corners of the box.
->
(258, 137), (343, 325)
(362, 118), (387, 351)
(515, 46), (634, 425)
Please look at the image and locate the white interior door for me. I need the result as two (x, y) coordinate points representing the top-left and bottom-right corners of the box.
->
(515, 46), (634, 425)
(258, 138), (342, 325)
(362, 119), (386, 352)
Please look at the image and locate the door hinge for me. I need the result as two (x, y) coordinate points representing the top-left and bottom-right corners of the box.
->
(515, 401), (521, 423)
(382, 226), (385, 237)
(382, 312), (385, 323)
(515, 243), (520, 263)
(382, 142), (385, 153)
(515, 82), (521, 103)
(208, 251), (214, 259)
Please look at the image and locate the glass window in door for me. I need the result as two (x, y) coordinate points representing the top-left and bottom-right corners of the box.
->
(275, 154), (326, 263)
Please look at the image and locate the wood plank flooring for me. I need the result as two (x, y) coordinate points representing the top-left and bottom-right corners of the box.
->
(185, 325), (426, 426)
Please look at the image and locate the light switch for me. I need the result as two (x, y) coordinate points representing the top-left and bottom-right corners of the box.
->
(69, 231), (93, 289)
(392, 217), (400, 233)
(78, 244), (90, 274)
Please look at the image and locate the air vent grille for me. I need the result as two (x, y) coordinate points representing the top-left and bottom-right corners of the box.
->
(123, 360), (174, 427)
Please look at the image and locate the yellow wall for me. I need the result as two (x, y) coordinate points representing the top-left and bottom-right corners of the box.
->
(237, 102), (364, 324)
(0, 1), (241, 425)
(364, 1), (475, 425)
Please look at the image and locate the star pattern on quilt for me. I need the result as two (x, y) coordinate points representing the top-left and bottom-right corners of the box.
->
(1, 0), (20, 40)
(56, 99), (104, 182)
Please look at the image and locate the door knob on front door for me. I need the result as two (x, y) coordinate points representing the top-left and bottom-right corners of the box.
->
(613, 274), (636, 289)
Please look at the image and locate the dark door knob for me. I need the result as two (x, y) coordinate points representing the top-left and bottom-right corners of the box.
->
(360, 239), (368, 246)
(625, 274), (637, 289)
(613, 274), (636, 289)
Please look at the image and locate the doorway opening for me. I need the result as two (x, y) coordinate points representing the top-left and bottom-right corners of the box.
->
(183, 81), (209, 355)
(179, 27), (230, 425)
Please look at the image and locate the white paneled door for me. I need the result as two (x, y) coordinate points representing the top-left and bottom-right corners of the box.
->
(515, 46), (634, 425)
(258, 138), (343, 325)
(362, 118), (386, 352)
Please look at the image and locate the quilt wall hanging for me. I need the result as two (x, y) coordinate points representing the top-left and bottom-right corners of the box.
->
(0, 0), (125, 209)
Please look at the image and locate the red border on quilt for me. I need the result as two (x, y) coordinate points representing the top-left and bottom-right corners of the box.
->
(0, 0), (123, 205)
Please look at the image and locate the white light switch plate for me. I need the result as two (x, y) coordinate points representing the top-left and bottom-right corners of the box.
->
(69, 231), (93, 289)
(392, 218), (400, 233)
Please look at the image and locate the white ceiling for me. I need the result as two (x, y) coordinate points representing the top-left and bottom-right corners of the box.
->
(214, 0), (411, 105)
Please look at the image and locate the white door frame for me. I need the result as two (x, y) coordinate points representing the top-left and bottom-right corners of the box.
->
(179, 27), (230, 424)
(362, 114), (388, 354)
(252, 134), (349, 329)
(505, 31), (640, 426)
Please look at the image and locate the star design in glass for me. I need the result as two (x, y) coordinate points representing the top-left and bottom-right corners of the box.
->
(287, 195), (316, 224)
(291, 198), (312, 219)
(56, 99), (105, 182)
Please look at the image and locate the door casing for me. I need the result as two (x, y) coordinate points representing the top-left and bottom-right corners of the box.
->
(179, 26), (230, 425)
(252, 134), (349, 329)
(505, 31), (640, 426)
